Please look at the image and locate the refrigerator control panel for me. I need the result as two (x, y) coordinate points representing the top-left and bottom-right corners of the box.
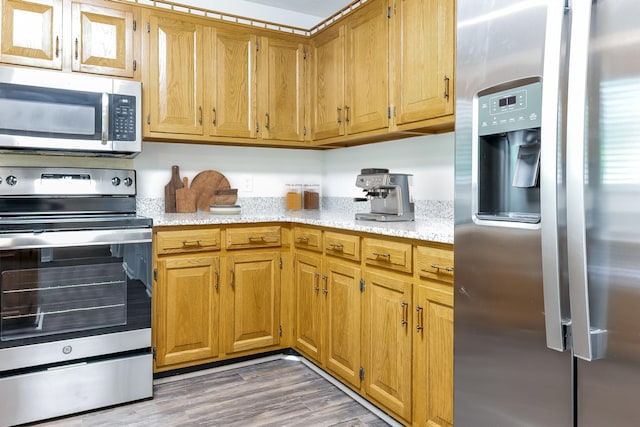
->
(478, 81), (542, 135)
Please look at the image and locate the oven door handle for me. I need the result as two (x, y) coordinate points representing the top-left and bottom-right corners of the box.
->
(0, 228), (151, 249)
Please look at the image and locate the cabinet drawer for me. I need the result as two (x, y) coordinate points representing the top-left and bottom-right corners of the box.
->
(226, 226), (281, 250)
(293, 227), (322, 252)
(156, 228), (221, 254)
(363, 238), (412, 274)
(415, 245), (454, 283)
(324, 231), (360, 262)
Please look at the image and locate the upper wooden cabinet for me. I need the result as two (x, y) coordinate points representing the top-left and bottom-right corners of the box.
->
(311, 0), (389, 142)
(0, 0), (136, 77)
(257, 36), (306, 142)
(146, 13), (203, 135)
(390, 0), (455, 130)
(205, 27), (257, 139)
(0, 0), (63, 69)
(143, 9), (307, 146)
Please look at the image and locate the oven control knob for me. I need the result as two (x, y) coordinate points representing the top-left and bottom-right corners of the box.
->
(123, 177), (133, 187)
(111, 177), (121, 186)
(6, 175), (17, 186)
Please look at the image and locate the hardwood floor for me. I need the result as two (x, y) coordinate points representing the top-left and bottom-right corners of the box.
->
(33, 357), (392, 427)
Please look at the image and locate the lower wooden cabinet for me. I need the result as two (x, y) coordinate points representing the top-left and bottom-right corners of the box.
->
(363, 269), (413, 423)
(413, 283), (453, 427)
(293, 251), (323, 363)
(323, 258), (362, 389)
(223, 251), (281, 353)
(155, 254), (220, 367)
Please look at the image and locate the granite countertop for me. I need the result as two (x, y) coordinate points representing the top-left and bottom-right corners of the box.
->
(139, 207), (453, 245)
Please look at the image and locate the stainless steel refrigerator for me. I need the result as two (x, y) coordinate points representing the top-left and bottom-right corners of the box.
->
(455, 1), (640, 425)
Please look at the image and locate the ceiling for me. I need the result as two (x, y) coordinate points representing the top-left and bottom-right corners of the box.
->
(242, 0), (352, 18)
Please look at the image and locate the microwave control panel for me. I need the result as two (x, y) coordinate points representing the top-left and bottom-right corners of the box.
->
(109, 94), (136, 141)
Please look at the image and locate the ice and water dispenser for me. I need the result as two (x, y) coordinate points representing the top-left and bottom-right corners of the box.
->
(476, 81), (542, 224)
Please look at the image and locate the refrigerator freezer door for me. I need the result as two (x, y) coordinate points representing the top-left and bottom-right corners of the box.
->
(575, 0), (640, 425)
(454, 1), (572, 426)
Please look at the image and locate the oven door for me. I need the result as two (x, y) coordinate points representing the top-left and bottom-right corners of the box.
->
(0, 228), (151, 359)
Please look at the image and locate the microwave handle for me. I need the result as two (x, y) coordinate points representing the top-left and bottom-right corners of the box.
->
(101, 93), (109, 145)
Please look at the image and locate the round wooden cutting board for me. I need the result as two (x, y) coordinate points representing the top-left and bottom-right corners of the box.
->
(190, 170), (231, 211)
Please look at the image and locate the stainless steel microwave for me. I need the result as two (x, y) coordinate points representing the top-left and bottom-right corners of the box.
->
(0, 66), (141, 157)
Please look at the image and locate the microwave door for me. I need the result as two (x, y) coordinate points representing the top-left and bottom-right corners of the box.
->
(0, 83), (113, 153)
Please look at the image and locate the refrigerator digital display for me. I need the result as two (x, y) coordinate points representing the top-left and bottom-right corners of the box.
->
(499, 95), (517, 107)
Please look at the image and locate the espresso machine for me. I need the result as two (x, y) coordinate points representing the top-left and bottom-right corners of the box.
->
(354, 168), (415, 221)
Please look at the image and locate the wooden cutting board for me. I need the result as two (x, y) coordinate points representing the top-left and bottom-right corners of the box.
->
(190, 170), (231, 211)
(175, 177), (197, 213)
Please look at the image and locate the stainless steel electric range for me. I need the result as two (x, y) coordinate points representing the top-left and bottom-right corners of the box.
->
(0, 167), (153, 426)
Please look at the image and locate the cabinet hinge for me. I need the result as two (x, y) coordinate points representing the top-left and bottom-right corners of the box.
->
(146, 22), (150, 33)
(133, 60), (137, 71)
(359, 366), (365, 381)
(359, 278), (365, 293)
(153, 268), (158, 281)
(133, 20), (137, 31)
(147, 113), (151, 125)
(152, 347), (157, 360)
(387, 6), (391, 18)
(279, 325), (283, 337)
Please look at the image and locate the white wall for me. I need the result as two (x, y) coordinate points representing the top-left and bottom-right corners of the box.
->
(134, 132), (455, 201)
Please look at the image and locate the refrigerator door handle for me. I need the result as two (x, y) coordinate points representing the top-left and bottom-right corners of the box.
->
(540, 0), (568, 352)
(565, 0), (607, 361)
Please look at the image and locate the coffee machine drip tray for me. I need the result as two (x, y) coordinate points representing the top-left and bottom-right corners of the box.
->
(356, 212), (413, 222)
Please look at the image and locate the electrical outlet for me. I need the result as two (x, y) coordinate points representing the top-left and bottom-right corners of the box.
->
(240, 175), (253, 192)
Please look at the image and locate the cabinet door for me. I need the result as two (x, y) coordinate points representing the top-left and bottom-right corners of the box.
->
(155, 255), (220, 368)
(205, 27), (256, 139)
(311, 25), (344, 141)
(224, 251), (281, 353)
(147, 14), (203, 135)
(71, 2), (134, 78)
(392, 0), (454, 125)
(413, 284), (453, 427)
(345, 0), (389, 135)
(0, 0), (62, 69)
(363, 270), (412, 422)
(324, 259), (361, 389)
(294, 252), (322, 362)
(259, 36), (305, 142)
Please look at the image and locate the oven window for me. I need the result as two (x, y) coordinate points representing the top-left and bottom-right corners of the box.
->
(0, 242), (150, 343)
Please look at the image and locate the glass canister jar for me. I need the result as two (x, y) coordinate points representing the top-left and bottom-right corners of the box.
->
(303, 184), (320, 210)
(285, 184), (303, 210)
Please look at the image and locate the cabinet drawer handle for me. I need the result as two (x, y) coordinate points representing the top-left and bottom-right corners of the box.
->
(214, 270), (219, 290)
(212, 108), (217, 126)
(248, 236), (266, 242)
(401, 301), (409, 327)
(430, 263), (454, 272)
(372, 251), (391, 260)
(297, 236), (309, 243)
(265, 112), (270, 130)
(74, 38), (78, 60)
(322, 274), (328, 294)
(416, 305), (424, 332)
(182, 239), (202, 247)
(230, 268), (235, 289)
(198, 106), (203, 125)
(344, 105), (350, 124)
(55, 36), (60, 58)
(336, 107), (342, 125)
(328, 243), (344, 251)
